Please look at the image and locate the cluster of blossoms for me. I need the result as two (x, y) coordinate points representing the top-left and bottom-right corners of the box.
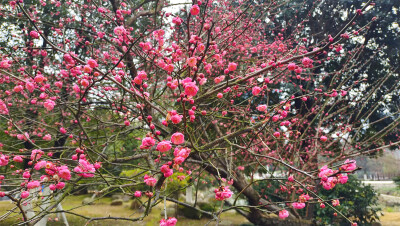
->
(169, 110), (183, 124)
(160, 163), (173, 178)
(173, 147), (190, 165)
(140, 132), (185, 151)
(172, 16), (183, 25)
(0, 59), (12, 69)
(182, 78), (199, 98)
(144, 174), (157, 187)
(157, 141), (172, 152)
(0, 145), (102, 198)
(292, 193), (312, 209)
(271, 160), (355, 214)
(0, 99), (9, 115)
(34, 161), (71, 180)
(279, 209), (289, 219)
(318, 159), (356, 190)
(214, 186), (233, 201)
(133, 70), (148, 85)
(73, 158), (96, 178)
(141, 131), (189, 184)
(140, 136), (156, 149)
(159, 217), (177, 226)
(0, 154), (9, 166)
(43, 99), (55, 111)
(15, 161), (70, 198)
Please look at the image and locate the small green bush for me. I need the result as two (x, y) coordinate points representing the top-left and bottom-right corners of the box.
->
(198, 202), (216, 212)
(316, 175), (381, 225)
(178, 204), (202, 219)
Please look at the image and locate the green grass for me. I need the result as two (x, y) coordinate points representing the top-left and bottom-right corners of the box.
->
(375, 187), (400, 196)
(0, 195), (249, 226)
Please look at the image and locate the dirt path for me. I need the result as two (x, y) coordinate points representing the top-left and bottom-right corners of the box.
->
(381, 212), (400, 226)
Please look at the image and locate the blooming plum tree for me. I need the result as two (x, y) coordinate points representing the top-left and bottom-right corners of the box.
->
(0, 0), (399, 225)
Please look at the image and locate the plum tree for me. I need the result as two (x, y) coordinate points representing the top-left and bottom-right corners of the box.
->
(0, 0), (398, 225)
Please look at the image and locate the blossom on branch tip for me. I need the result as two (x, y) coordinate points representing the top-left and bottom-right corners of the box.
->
(140, 137), (156, 149)
(279, 210), (289, 219)
(44, 99), (55, 111)
(144, 175), (157, 187)
(190, 5), (200, 16)
(159, 217), (177, 226)
(292, 202), (306, 209)
(171, 132), (184, 145)
(74, 159), (95, 178)
(332, 199), (340, 207)
(172, 17), (183, 25)
(27, 181), (40, 190)
(256, 104), (267, 112)
(30, 31), (39, 39)
(13, 155), (23, 163)
(214, 186), (233, 201)
(184, 82), (199, 97)
(252, 86), (262, 96)
(228, 62), (237, 71)
(187, 57), (197, 67)
(134, 191), (142, 197)
(114, 26), (126, 36)
(340, 159), (357, 171)
(21, 191), (29, 199)
(0, 99), (9, 115)
(157, 141), (172, 152)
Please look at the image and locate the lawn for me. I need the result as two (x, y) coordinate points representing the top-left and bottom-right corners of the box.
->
(3, 195), (400, 225)
(0, 195), (250, 226)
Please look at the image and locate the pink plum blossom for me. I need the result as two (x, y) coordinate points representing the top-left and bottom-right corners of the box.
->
(0, 99), (9, 115)
(214, 186), (233, 201)
(341, 159), (357, 171)
(140, 137), (156, 149)
(228, 62), (237, 71)
(187, 57), (197, 67)
(13, 155), (23, 163)
(292, 202), (306, 209)
(144, 175), (157, 187)
(74, 159), (95, 178)
(157, 141), (172, 152)
(44, 99), (55, 111)
(252, 86), (262, 96)
(21, 191), (30, 199)
(27, 181), (40, 190)
(190, 5), (200, 16)
(279, 210), (289, 219)
(159, 217), (177, 226)
(256, 105), (267, 112)
(171, 132), (184, 145)
(134, 191), (142, 197)
(114, 26), (126, 36)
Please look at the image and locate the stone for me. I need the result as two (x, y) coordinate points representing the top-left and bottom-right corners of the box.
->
(82, 197), (94, 205)
(137, 206), (145, 213)
(122, 195), (131, 202)
(130, 200), (141, 209)
(197, 191), (205, 200)
(160, 207), (176, 217)
(186, 186), (193, 204)
(219, 220), (234, 226)
(177, 204), (201, 219)
(110, 199), (123, 206)
(111, 194), (123, 200)
(371, 222), (382, 226)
